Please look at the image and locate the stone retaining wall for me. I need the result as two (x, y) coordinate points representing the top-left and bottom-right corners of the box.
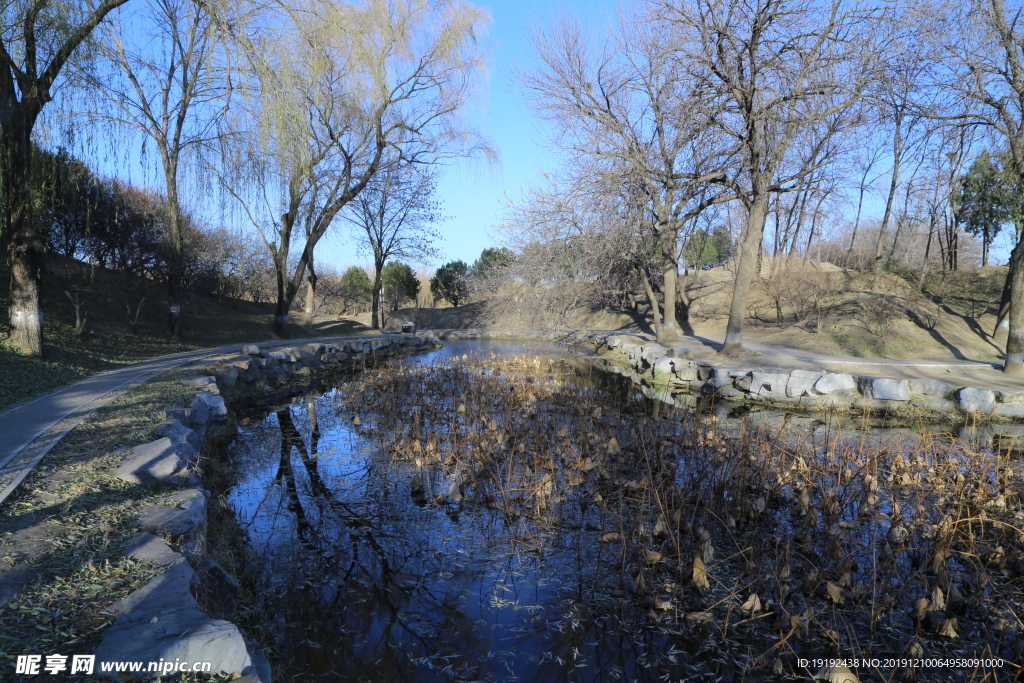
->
(428, 327), (1024, 421)
(96, 334), (434, 681)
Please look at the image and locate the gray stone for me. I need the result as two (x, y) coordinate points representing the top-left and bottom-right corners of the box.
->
(241, 344), (261, 356)
(653, 356), (677, 379)
(138, 489), (209, 537)
(994, 403), (1024, 418)
(717, 386), (745, 399)
(787, 369), (824, 398)
(860, 377), (911, 401)
(96, 562), (253, 679)
(992, 386), (1024, 404)
(113, 438), (196, 487)
(734, 374), (753, 391)
(182, 375), (218, 391)
(155, 420), (200, 451)
(908, 379), (952, 397)
(750, 370), (790, 397)
(959, 386), (996, 414)
(813, 373), (857, 394)
(269, 350), (299, 363)
(193, 392), (227, 421)
(912, 397), (957, 412)
(191, 399), (210, 425)
(121, 533), (185, 566)
(640, 344), (670, 365)
(322, 352), (350, 363)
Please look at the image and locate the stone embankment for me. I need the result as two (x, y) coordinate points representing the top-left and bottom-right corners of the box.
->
(95, 335), (433, 681)
(431, 327), (1024, 422)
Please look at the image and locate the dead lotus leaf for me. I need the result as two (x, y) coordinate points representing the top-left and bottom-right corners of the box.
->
(741, 593), (761, 614)
(606, 437), (620, 455)
(685, 611), (714, 625)
(912, 597), (929, 622)
(598, 532), (622, 544)
(825, 581), (844, 605)
(692, 555), (710, 591)
(938, 617), (958, 639)
(643, 549), (664, 565)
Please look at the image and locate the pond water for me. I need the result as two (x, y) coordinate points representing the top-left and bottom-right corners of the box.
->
(225, 340), (1022, 682)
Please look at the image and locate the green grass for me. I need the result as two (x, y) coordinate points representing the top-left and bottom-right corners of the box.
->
(0, 255), (375, 412)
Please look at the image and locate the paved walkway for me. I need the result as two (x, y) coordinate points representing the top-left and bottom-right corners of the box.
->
(0, 336), (383, 506)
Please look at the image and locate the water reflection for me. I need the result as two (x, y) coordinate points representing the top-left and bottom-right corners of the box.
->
(227, 343), (1020, 682)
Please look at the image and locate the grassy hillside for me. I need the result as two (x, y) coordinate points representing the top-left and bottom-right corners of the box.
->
(0, 255), (370, 412)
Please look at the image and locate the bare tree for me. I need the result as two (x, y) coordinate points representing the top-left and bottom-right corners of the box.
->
(518, 9), (733, 342)
(86, 0), (225, 339)
(2, 0), (132, 356)
(660, 0), (886, 357)
(920, 0), (1024, 374)
(340, 165), (441, 329)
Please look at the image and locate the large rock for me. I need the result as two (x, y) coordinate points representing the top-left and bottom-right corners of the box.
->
(192, 392), (227, 422)
(908, 379), (952, 397)
(653, 356), (677, 379)
(787, 369), (824, 398)
(268, 350), (299, 363)
(813, 373), (857, 394)
(992, 386), (1024, 404)
(182, 375), (218, 392)
(138, 489), (209, 537)
(860, 377), (911, 401)
(122, 533), (185, 566)
(995, 403), (1024, 418)
(95, 562), (255, 679)
(960, 386), (996, 414)
(241, 344), (261, 356)
(155, 420), (201, 451)
(639, 344), (669, 365)
(113, 438), (197, 487)
(750, 370), (790, 397)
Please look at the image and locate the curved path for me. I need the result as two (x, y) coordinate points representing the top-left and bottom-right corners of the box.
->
(0, 335), (384, 506)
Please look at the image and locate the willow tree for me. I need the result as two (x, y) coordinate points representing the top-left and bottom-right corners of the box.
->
(660, 0), (885, 357)
(2, 0), (131, 356)
(519, 9), (734, 343)
(220, 0), (489, 337)
(86, 0), (225, 339)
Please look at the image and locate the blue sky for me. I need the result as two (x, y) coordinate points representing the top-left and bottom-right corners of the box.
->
(318, 0), (621, 272)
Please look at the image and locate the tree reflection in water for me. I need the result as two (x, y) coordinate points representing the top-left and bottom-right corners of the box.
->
(230, 388), (695, 682)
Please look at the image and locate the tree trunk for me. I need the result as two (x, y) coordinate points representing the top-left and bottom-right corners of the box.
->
(271, 256), (294, 337)
(720, 196), (768, 357)
(875, 123), (903, 268)
(163, 162), (184, 340)
(305, 277), (316, 328)
(658, 226), (681, 342)
(1004, 237), (1024, 376)
(996, 257), (1016, 335)
(637, 266), (661, 331)
(371, 261), (383, 330)
(4, 126), (44, 357)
